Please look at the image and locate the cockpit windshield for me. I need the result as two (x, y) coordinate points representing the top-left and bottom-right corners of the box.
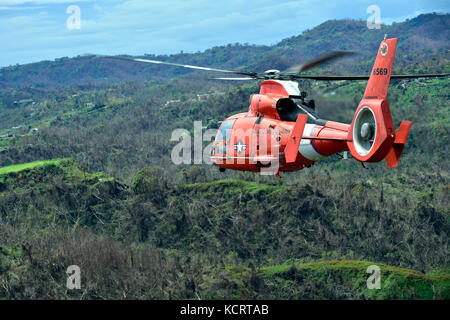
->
(214, 120), (235, 155)
(217, 120), (235, 142)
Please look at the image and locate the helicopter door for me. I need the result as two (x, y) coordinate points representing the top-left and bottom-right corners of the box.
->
(228, 117), (257, 164)
(253, 118), (279, 162)
(252, 117), (262, 161)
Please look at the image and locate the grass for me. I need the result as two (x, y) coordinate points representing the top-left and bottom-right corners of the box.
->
(0, 159), (64, 175)
(224, 260), (450, 299)
(0, 158), (114, 186)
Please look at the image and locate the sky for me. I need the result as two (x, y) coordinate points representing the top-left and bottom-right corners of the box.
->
(0, 0), (449, 67)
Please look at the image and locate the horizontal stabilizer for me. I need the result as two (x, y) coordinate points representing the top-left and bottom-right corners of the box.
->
(386, 120), (412, 168)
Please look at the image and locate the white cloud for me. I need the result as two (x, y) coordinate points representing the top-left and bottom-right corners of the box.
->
(0, 0), (95, 4)
(0, 5), (44, 10)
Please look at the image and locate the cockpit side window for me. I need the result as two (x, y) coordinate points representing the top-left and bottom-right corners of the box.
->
(217, 120), (235, 142)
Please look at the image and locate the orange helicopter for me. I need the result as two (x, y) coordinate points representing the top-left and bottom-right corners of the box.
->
(106, 37), (448, 177)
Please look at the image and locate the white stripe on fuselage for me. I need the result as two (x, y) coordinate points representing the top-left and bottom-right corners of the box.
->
(299, 124), (325, 161)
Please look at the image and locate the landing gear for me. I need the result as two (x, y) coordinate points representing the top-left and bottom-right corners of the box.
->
(219, 167), (226, 172)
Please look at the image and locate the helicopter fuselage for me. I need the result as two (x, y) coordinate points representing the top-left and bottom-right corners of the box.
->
(210, 80), (350, 173)
(104, 37), (446, 174)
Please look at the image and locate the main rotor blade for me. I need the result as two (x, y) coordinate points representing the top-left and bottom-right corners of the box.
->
(95, 54), (449, 82)
(390, 73), (450, 79)
(290, 73), (450, 81)
(285, 50), (356, 74)
(104, 55), (258, 78)
(211, 77), (255, 80)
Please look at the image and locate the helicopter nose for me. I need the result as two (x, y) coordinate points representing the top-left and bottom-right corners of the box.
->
(360, 122), (374, 140)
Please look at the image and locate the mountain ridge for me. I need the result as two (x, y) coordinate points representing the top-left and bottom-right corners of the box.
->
(0, 12), (448, 89)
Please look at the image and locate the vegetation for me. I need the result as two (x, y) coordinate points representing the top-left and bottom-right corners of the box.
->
(225, 260), (449, 299)
(0, 156), (448, 299)
(0, 13), (448, 299)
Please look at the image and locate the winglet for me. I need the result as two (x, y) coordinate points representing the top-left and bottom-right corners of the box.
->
(285, 114), (308, 163)
(386, 120), (412, 168)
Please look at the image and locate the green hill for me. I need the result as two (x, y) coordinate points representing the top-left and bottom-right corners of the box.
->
(222, 260), (449, 299)
(0, 159), (448, 299)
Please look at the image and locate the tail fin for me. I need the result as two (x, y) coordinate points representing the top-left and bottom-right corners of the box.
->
(347, 38), (407, 164)
(363, 38), (397, 100)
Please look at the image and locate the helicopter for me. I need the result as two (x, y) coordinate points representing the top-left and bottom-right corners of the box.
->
(103, 37), (448, 177)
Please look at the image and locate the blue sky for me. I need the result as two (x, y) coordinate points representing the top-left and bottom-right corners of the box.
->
(0, 0), (448, 67)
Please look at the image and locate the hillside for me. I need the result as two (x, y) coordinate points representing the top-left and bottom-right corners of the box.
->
(0, 159), (448, 299)
(224, 260), (449, 299)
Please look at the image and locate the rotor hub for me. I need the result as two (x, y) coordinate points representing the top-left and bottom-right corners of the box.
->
(360, 122), (374, 140)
